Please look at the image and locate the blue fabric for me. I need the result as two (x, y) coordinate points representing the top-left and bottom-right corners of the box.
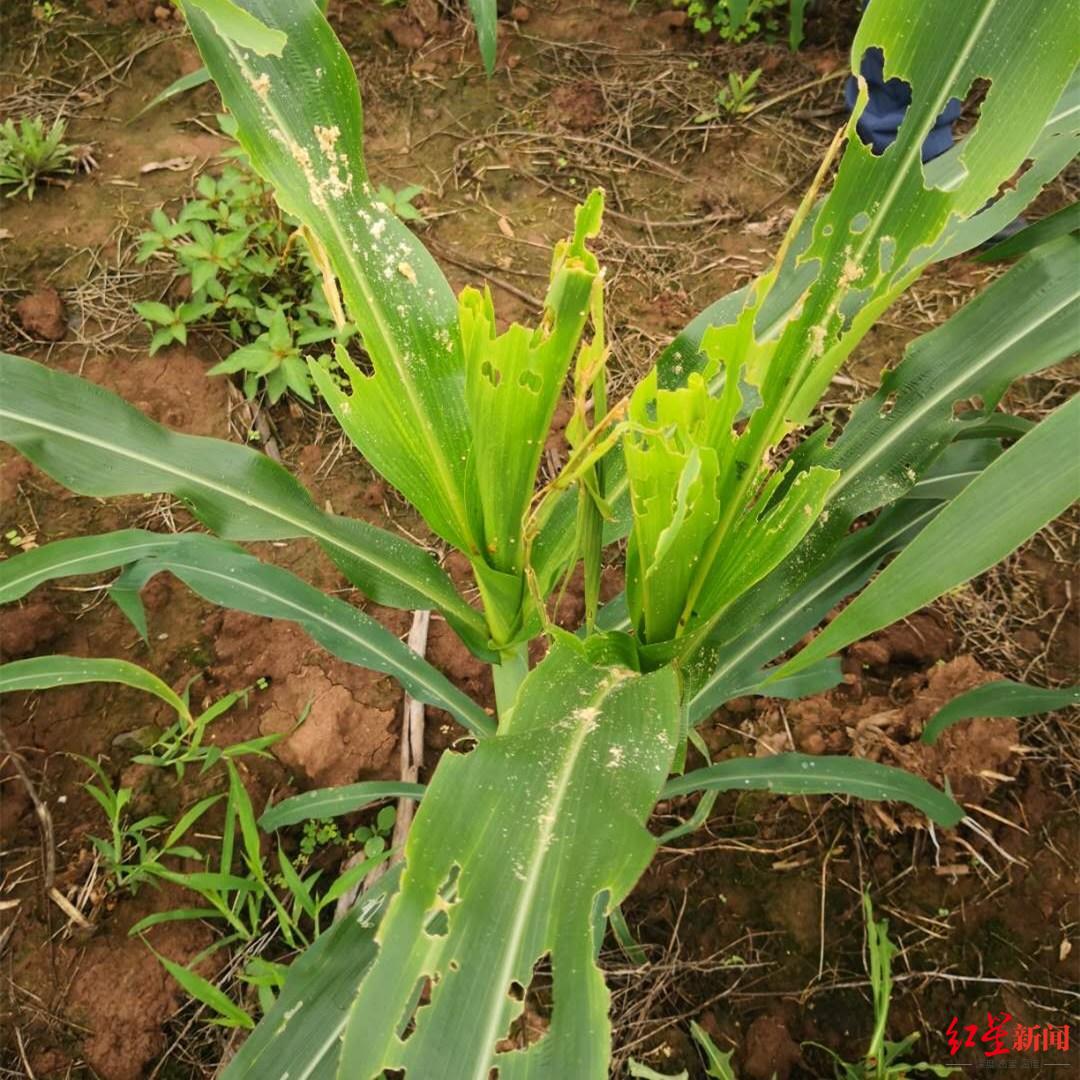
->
(844, 45), (962, 163)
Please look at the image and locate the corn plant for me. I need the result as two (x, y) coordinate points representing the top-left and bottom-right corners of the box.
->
(1, 0), (1077, 1075)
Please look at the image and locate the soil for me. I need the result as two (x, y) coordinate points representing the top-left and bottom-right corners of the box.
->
(1, 0), (1077, 1078)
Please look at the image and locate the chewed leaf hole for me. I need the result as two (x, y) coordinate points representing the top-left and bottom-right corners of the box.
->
(518, 369), (543, 393)
(493, 952), (552, 1055)
(923, 76), (990, 189)
(954, 76), (991, 140)
(423, 863), (461, 937)
(849, 47), (913, 158)
(994, 157), (1035, 200)
(396, 975), (434, 1042)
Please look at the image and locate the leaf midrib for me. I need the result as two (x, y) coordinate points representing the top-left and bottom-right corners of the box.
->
(469, 675), (620, 1079)
(216, 29), (477, 552)
(0, 404), (481, 637)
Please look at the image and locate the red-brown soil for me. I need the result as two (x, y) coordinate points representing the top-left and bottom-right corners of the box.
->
(1, 0), (1076, 1077)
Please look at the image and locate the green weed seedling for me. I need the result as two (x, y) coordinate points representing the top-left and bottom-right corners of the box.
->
(0, 116), (75, 200)
(131, 676), (281, 781)
(135, 163), (357, 402)
(808, 894), (956, 1079)
(296, 803), (396, 868)
(80, 755), (220, 894)
(695, 68), (763, 122)
(375, 182), (425, 222)
(676, 0), (809, 48)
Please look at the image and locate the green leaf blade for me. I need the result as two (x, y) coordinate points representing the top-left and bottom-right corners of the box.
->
(0, 656), (190, 722)
(922, 680), (1080, 744)
(339, 643), (681, 1079)
(777, 395), (1080, 680)
(0, 355), (489, 652)
(663, 752), (963, 828)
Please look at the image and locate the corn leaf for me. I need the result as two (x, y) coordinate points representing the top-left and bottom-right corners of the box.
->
(751, 1), (1076, 431)
(922, 680), (1080, 745)
(0, 530), (184, 603)
(99, 531), (493, 737)
(0, 355), (488, 653)
(776, 394), (1080, 680)
(676, 235), (1077, 701)
(663, 752), (963, 828)
(222, 869), (401, 1079)
(978, 201), (1079, 263)
(338, 642), (680, 1079)
(184, 0), (285, 55)
(933, 71), (1080, 261)
(793, 235), (1080, 532)
(0, 656), (190, 721)
(259, 780), (426, 831)
(656, 72), (1079, 402)
(181, 0), (478, 554)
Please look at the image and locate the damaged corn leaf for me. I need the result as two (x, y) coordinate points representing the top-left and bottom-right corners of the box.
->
(739, 0), (1078, 434)
(339, 642), (679, 1079)
(686, 235), (1080, 693)
(645, 3), (1077, 605)
(776, 394), (1080, 681)
(462, 192), (604, 640)
(789, 234), (1080, 542)
(623, 353), (836, 647)
(181, 0), (477, 554)
(770, 0), (1077, 428)
(628, 3), (1077, 575)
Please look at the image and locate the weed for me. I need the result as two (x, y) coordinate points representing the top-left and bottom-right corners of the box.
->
(32, 1), (61, 22)
(296, 804), (396, 868)
(80, 755), (220, 894)
(375, 182), (424, 222)
(807, 895), (956, 1079)
(676, 0), (780, 41)
(78, 680), (392, 1025)
(135, 163), (354, 402)
(695, 68), (763, 122)
(0, 116), (75, 200)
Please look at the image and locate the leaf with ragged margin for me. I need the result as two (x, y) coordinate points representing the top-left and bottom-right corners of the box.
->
(180, 0), (478, 554)
(338, 642), (680, 1079)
